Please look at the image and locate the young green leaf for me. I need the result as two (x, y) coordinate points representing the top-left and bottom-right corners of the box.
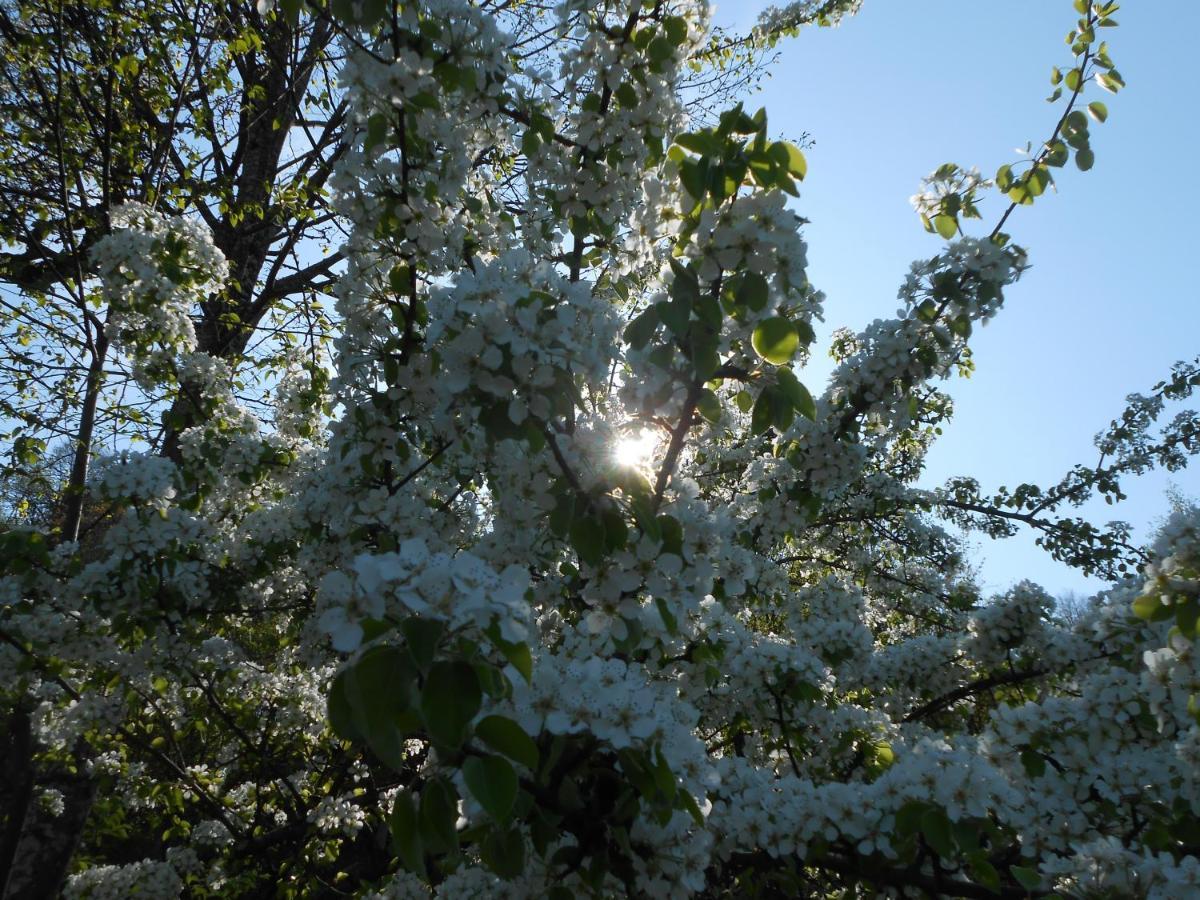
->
(752, 317), (800, 365)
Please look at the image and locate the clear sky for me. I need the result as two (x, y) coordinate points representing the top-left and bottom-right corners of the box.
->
(711, 0), (1200, 597)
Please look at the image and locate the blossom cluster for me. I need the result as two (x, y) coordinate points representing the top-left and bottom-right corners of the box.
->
(423, 251), (621, 431)
(318, 538), (530, 652)
(90, 202), (228, 388)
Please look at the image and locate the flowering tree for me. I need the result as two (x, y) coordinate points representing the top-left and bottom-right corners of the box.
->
(3, 0), (1200, 898)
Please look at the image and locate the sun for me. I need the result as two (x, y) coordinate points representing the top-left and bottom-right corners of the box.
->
(614, 429), (659, 469)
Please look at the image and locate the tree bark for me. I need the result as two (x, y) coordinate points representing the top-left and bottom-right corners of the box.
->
(59, 332), (108, 541)
(0, 706), (34, 893)
(1, 742), (97, 900)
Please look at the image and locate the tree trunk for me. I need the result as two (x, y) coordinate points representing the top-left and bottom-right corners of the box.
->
(1, 742), (97, 899)
(0, 706), (34, 893)
(59, 332), (108, 541)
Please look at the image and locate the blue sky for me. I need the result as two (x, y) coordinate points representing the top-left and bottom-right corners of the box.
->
(710, 0), (1200, 597)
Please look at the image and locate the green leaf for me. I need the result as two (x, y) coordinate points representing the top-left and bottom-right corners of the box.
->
(655, 297), (691, 337)
(1044, 140), (1069, 168)
(402, 617), (445, 672)
(1065, 109), (1089, 133)
(504, 643), (532, 681)
(521, 129), (541, 157)
(421, 661), (482, 749)
(1132, 592), (1173, 622)
(332, 0), (387, 26)
(1011, 866), (1043, 890)
(674, 132), (720, 156)
(780, 141), (807, 179)
(869, 740), (895, 770)
(953, 820), (980, 853)
(894, 801), (931, 838)
(114, 54), (140, 78)
(752, 317), (800, 365)
(658, 514), (684, 555)
(921, 808), (955, 858)
(1075, 148), (1095, 171)
(365, 113), (389, 152)
(655, 596), (679, 635)
(389, 264), (413, 295)
(696, 389), (723, 424)
(738, 271), (769, 311)
(678, 789), (706, 826)
(1063, 128), (1090, 152)
(624, 307), (659, 350)
(328, 672), (361, 741)
(1177, 599), (1199, 640)
(1026, 165), (1051, 197)
(1088, 100), (1109, 122)
(524, 422), (546, 452)
(486, 626), (534, 684)
(480, 824), (526, 878)
(652, 747), (677, 803)
(693, 290), (723, 331)
(548, 490), (574, 538)
(419, 777), (460, 854)
(769, 386), (795, 432)
(570, 514), (607, 566)
(279, 0), (303, 22)
(776, 368), (816, 420)
(1096, 69), (1125, 93)
(1020, 748), (1046, 778)
(464, 754), (519, 822)
(796, 316), (816, 345)
(663, 15), (689, 45)
(688, 329), (721, 380)
(475, 715), (539, 770)
(617, 748), (655, 798)
(345, 646), (418, 770)
(389, 791), (425, 876)
(1132, 593), (1159, 620)
(601, 506), (629, 552)
(474, 660), (510, 699)
(967, 853), (1001, 894)
(750, 389), (774, 436)
(646, 36), (675, 67)
(679, 159), (707, 202)
(933, 215), (958, 240)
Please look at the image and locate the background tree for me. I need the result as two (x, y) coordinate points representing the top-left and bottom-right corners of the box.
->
(0, 0), (343, 540)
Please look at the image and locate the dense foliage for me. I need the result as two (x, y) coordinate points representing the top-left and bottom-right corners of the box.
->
(3, 0), (1200, 897)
